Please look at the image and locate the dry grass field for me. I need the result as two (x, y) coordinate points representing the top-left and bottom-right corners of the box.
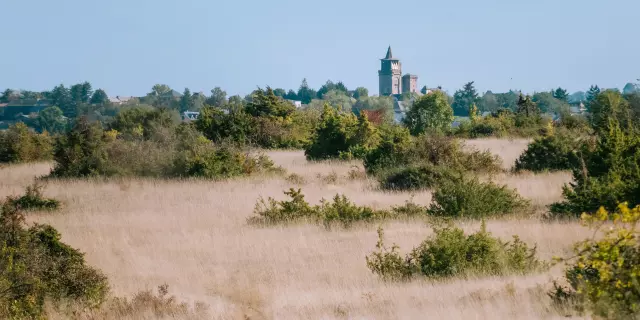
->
(0, 138), (592, 319)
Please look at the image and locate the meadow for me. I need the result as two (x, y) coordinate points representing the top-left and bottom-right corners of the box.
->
(0, 138), (590, 319)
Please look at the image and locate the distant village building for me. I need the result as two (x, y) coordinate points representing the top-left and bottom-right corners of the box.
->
(181, 111), (200, 122)
(108, 96), (134, 105)
(0, 99), (51, 120)
(286, 99), (302, 108)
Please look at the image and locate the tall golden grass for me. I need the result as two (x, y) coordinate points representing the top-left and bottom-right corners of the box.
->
(0, 138), (589, 319)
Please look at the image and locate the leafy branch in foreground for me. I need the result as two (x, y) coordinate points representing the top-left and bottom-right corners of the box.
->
(550, 203), (640, 319)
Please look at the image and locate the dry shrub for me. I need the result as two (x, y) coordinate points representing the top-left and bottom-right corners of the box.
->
(8, 182), (60, 211)
(248, 188), (427, 228)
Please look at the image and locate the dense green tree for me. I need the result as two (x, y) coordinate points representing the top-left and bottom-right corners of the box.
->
(495, 90), (520, 110)
(590, 90), (632, 132)
(283, 89), (298, 101)
(478, 91), (500, 112)
(195, 106), (256, 144)
(317, 80), (348, 99)
(403, 91), (454, 134)
(109, 106), (178, 140)
(516, 94), (539, 118)
(206, 87), (227, 107)
(227, 95), (244, 108)
(1, 89), (16, 103)
(50, 85), (74, 118)
(585, 85), (601, 110)
(553, 87), (569, 102)
(353, 87), (369, 99)
(20, 90), (39, 100)
(245, 87), (295, 118)
(72, 82), (93, 103)
(304, 104), (359, 160)
(451, 81), (479, 116)
(179, 88), (194, 112)
(150, 84), (171, 96)
(532, 91), (565, 113)
(296, 78), (317, 104)
(272, 88), (286, 97)
(36, 106), (67, 133)
(90, 89), (109, 105)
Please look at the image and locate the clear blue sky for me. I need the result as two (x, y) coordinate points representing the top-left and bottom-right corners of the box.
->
(2, 0), (638, 97)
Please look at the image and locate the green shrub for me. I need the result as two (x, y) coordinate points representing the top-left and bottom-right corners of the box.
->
(108, 106), (179, 141)
(0, 198), (109, 318)
(248, 188), (427, 228)
(362, 124), (412, 174)
(366, 222), (544, 281)
(8, 182), (60, 211)
(551, 203), (640, 319)
(305, 104), (379, 160)
(0, 122), (53, 163)
(550, 118), (640, 218)
(428, 176), (530, 218)
(514, 130), (582, 172)
(195, 88), (318, 149)
(50, 117), (281, 180)
(365, 131), (502, 176)
(379, 164), (458, 191)
(50, 117), (110, 177)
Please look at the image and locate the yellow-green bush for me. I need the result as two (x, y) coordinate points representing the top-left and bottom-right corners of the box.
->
(552, 203), (640, 319)
(305, 104), (380, 160)
(0, 122), (53, 163)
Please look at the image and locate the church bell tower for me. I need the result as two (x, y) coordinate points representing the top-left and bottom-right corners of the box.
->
(378, 46), (402, 96)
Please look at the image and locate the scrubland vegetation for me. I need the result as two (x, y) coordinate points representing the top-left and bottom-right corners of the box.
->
(1, 83), (640, 319)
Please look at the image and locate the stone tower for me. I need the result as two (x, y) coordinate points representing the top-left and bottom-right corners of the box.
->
(378, 46), (402, 96)
(402, 74), (418, 94)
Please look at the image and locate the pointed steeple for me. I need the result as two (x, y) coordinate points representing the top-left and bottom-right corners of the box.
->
(384, 46), (393, 59)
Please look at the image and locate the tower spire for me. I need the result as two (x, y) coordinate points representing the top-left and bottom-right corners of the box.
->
(384, 46), (393, 59)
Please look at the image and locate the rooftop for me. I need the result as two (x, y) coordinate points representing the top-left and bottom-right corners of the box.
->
(381, 46), (398, 60)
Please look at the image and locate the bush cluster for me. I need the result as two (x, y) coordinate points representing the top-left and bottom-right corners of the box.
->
(428, 176), (531, 218)
(514, 129), (583, 172)
(0, 122), (53, 163)
(304, 105), (379, 160)
(49, 117), (281, 179)
(366, 223), (545, 281)
(0, 197), (109, 318)
(248, 188), (426, 228)
(365, 130), (502, 191)
(551, 203), (640, 319)
(195, 88), (318, 149)
(454, 107), (552, 138)
(550, 119), (640, 218)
